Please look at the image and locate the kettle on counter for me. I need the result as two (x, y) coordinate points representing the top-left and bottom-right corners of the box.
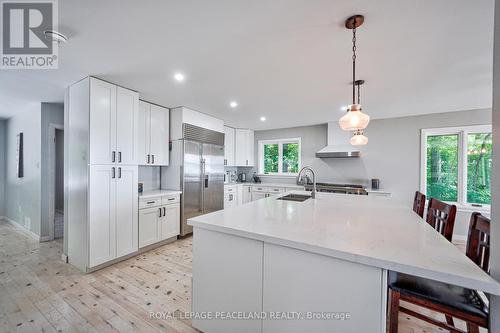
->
(238, 173), (247, 182)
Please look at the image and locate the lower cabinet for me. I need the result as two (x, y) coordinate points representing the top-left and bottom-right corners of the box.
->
(161, 204), (181, 240)
(89, 165), (138, 268)
(138, 206), (161, 248)
(251, 192), (267, 201)
(242, 185), (252, 203)
(139, 194), (180, 248)
(224, 192), (238, 208)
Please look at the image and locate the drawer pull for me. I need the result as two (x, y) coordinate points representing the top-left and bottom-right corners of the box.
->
(168, 198), (175, 201)
(147, 201), (155, 204)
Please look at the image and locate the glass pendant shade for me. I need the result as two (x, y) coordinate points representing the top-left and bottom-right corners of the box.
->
(350, 130), (368, 146)
(339, 104), (370, 131)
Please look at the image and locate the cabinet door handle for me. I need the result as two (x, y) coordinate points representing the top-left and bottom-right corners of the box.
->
(118, 151), (122, 163)
(111, 167), (116, 179)
(152, 154), (155, 164)
(159, 208), (162, 217)
(118, 167), (122, 179)
(112, 151), (116, 163)
(147, 154), (150, 164)
(163, 207), (166, 216)
(246, 159), (248, 166)
(229, 194), (233, 201)
(224, 159), (226, 165)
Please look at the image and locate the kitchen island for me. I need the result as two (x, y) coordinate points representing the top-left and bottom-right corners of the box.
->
(188, 191), (500, 333)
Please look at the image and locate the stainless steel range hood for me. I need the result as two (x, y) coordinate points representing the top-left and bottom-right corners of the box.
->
(315, 122), (360, 158)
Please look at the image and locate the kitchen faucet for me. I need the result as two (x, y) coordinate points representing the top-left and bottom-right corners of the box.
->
(297, 166), (316, 199)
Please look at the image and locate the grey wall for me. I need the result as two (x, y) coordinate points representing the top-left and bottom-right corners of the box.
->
(490, 0), (500, 328)
(40, 103), (64, 239)
(5, 103), (42, 236)
(252, 108), (491, 239)
(0, 120), (6, 217)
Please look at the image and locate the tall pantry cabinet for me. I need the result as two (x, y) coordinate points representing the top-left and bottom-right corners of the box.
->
(67, 77), (139, 272)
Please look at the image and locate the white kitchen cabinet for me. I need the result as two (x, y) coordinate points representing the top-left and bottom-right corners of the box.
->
(116, 87), (139, 165)
(139, 194), (180, 248)
(251, 192), (267, 201)
(161, 204), (180, 240)
(89, 78), (138, 165)
(115, 165), (139, 257)
(235, 129), (254, 167)
(89, 165), (116, 267)
(88, 165), (138, 267)
(224, 192), (238, 208)
(224, 126), (235, 166)
(68, 77), (139, 272)
(89, 79), (116, 165)
(242, 185), (252, 204)
(139, 206), (162, 248)
(138, 101), (170, 166)
(224, 185), (238, 208)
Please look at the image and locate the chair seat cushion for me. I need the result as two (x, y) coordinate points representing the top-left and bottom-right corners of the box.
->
(389, 272), (488, 319)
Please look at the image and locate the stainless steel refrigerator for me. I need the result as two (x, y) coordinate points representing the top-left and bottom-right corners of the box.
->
(162, 124), (224, 236)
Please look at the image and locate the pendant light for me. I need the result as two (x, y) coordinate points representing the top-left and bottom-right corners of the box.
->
(351, 129), (368, 146)
(339, 15), (370, 132)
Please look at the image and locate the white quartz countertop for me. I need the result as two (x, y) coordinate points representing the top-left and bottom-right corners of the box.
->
(139, 189), (182, 199)
(224, 182), (304, 188)
(188, 191), (500, 295)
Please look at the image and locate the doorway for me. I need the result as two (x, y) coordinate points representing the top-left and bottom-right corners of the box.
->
(49, 125), (64, 240)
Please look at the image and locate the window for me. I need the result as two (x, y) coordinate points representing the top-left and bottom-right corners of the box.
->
(258, 138), (301, 175)
(421, 125), (492, 209)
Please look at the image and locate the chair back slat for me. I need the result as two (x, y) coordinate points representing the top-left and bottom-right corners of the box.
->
(425, 198), (456, 242)
(413, 191), (426, 218)
(466, 212), (491, 273)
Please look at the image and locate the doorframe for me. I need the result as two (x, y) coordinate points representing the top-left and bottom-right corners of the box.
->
(48, 123), (64, 241)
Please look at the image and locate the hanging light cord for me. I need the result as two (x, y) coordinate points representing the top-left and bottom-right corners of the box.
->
(357, 82), (360, 104)
(352, 20), (357, 105)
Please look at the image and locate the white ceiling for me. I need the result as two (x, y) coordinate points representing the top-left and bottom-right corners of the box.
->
(0, 0), (494, 129)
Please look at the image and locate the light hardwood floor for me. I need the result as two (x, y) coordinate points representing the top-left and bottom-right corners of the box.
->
(0, 219), (486, 333)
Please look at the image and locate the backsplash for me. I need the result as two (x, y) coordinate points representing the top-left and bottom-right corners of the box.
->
(138, 166), (161, 191)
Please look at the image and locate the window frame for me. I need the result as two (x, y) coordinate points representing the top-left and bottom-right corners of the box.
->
(420, 125), (492, 212)
(258, 138), (302, 176)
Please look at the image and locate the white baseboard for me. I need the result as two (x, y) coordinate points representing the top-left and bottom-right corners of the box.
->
(1, 216), (43, 242)
(453, 235), (467, 243)
(40, 236), (52, 242)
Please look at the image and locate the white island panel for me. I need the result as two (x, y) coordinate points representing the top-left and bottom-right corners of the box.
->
(192, 228), (263, 333)
(263, 243), (386, 333)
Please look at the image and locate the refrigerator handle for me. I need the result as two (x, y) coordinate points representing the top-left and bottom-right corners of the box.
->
(200, 158), (205, 212)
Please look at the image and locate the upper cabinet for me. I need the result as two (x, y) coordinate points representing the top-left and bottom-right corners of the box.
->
(89, 78), (139, 165)
(170, 106), (224, 140)
(138, 101), (170, 166)
(224, 126), (235, 166)
(235, 129), (254, 167)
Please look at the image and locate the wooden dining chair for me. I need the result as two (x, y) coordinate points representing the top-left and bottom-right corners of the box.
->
(388, 212), (491, 333)
(426, 198), (457, 242)
(412, 191), (426, 218)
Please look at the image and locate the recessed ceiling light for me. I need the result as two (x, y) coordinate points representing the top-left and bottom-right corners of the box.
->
(229, 101), (238, 108)
(174, 73), (185, 82)
(44, 30), (68, 43)
(260, 116), (266, 122)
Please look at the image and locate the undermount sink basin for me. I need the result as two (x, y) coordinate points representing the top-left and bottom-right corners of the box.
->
(276, 194), (312, 202)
